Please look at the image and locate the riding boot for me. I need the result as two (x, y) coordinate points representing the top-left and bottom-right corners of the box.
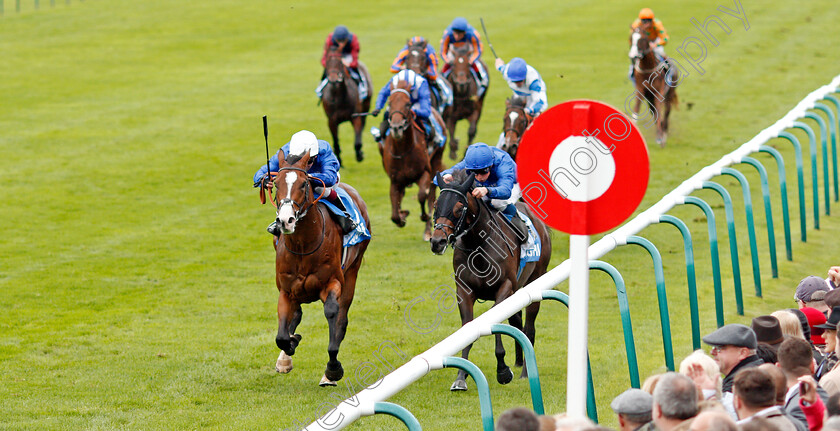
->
(267, 220), (283, 236)
(323, 189), (356, 235)
(502, 204), (528, 241)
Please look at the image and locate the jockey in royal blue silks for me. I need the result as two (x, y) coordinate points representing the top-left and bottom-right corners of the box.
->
(370, 69), (446, 148)
(435, 142), (527, 236)
(253, 130), (356, 236)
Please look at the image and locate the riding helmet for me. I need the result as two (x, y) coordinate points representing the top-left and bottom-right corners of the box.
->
(464, 143), (495, 170)
(289, 130), (320, 157)
(638, 8), (654, 20)
(450, 17), (469, 32)
(506, 58), (528, 82)
(391, 69), (419, 86)
(409, 36), (426, 45)
(332, 25), (351, 42)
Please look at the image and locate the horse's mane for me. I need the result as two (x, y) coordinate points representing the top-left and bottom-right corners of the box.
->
(508, 97), (527, 109)
(453, 44), (472, 55)
(408, 40), (427, 51)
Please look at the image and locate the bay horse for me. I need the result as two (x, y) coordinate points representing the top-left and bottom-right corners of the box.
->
(629, 26), (679, 147)
(443, 45), (487, 161)
(404, 39), (441, 112)
(430, 171), (551, 391)
(500, 96), (529, 161)
(321, 47), (372, 164)
(268, 152), (370, 386)
(380, 79), (444, 241)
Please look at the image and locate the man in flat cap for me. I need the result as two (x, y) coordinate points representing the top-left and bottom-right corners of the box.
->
(702, 324), (763, 419)
(611, 388), (655, 431)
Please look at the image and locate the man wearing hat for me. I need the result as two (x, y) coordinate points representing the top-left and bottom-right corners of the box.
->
(816, 306), (840, 380)
(752, 315), (785, 364)
(702, 324), (763, 419)
(796, 275), (831, 315)
(611, 388), (655, 431)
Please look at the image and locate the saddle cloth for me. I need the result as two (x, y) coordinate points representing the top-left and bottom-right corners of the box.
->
(319, 187), (371, 247)
(517, 210), (541, 280)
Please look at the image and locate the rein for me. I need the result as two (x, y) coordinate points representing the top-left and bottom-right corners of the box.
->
(386, 89), (423, 159)
(433, 187), (482, 251)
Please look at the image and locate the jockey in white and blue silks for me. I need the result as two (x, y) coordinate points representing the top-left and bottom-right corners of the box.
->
(436, 143), (521, 222)
(495, 57), (547, 119)
(372, 69), (445, 146)
(253, 130), (355, 236)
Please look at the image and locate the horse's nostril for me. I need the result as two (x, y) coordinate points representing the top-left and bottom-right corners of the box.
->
(286, 217), (295, 225)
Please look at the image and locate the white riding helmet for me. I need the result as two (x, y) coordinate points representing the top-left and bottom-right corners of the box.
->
(288, 130), (319, 157)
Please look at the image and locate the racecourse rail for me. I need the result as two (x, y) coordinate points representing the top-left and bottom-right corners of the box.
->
(303, 74), (840, 430)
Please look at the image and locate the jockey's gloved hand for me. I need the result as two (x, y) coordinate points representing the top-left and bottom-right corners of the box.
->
(371, 109), (380, 117)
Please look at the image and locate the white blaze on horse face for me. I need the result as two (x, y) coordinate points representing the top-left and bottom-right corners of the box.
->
(629, 33), (640, 58)
(277, 171), (298, 229)
(508, 111), (520, 126)
(548, 135), (616, 202)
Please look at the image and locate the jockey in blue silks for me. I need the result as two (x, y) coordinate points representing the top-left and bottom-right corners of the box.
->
(371, 69), (445, 147)
(253, 130), (355, 236)
(435, 143), (526, 235)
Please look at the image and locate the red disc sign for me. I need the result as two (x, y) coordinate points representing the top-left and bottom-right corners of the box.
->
(517, 100), (649, 235)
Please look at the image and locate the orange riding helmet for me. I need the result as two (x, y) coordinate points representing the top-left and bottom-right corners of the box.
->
(638, 8), (655, 20)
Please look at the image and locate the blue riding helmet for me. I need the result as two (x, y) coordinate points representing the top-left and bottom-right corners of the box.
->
(450, 17), (469, 32)
(464, 143), (494, 170)
(507, 58), (528, 82)
(332, 25), (350, 42)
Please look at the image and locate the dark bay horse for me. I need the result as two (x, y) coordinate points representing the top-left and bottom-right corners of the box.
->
(380, 79), (444, 241)
(430, 171), (551, 391)
(629, 26), (678, 147)
(269, 153), (370, 386)
(500, 96), (529, 161)
(404, 39), (441, 112)
(443, 46), (487, 160)
(321, 47), (372, 164)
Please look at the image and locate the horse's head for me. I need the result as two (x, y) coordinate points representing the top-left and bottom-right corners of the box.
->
(324, 47), (346, 85)
(449, 45), (474, 94)
(430, 171), (478, 254)
(501, 97), (529, 160)
(628, 28), (651, 60)
(387, 79), (414, 140)
(273, 153), (322, 234)
(405, 39), (428, 76)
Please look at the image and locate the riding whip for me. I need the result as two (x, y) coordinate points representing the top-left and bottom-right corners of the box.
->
(263, 115), (270, 187)
(479, 17), (499, 59)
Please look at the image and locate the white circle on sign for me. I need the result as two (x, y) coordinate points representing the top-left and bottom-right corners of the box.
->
(547, 135), (616, 202)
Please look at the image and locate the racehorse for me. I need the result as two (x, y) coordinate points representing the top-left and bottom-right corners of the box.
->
(380, 79), (444, 241)
(430, 171), (551, 391)
(266, 152), (370, 386)
(443, 45), (487, 161)
(629, 26), (679, 147)
(499, 96), (529, 161)
(404, 39), (441, 112)
(321, 46), (372, 164)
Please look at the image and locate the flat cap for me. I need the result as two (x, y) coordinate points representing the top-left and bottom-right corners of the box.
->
(795, 276), (831, 302)
(610, 388), (653, 415)
(702, 324), (757, 349)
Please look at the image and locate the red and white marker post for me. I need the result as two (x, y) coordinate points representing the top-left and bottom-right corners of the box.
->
(517, 100), (649, 418)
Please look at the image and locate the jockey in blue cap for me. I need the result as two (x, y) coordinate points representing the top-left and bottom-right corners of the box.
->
(253, 130), (355, 236)
(440, 17), (489, 97)
(316, 25), (369, 99)
(495, 57), (547, 119)
(436, 142), (526, 235)
(371, 69), (445, 147)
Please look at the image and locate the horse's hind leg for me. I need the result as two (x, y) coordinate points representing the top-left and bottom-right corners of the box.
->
(508, 310), (524, 367)
(466, 106), (481, 147)
(329, 117), (343, 166)
(445, 109), (459, 160)
(493, 281), (516, 385)
(276, 305), (302, 373)
(352, 116), (364, 162)
(452, 294), (475, 392)
(390, 182), (408, 227)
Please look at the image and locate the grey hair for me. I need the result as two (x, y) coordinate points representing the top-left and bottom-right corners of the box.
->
(653, 372), (698, 420)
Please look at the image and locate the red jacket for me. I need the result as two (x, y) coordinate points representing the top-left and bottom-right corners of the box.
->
(320, 33), (360, 68)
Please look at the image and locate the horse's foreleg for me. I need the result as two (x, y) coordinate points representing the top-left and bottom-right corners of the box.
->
(425, 180), (437, 242)
(417, 171), (431, 222)
(276, 291), (299, 373)
(351, 116), (364, 162)
(390, 182), (408, 227)
(493, 280), (516, 385)
(508, 310), (524, 367)
(520, 302), (541, 378)
(451, 292), (475, 392)
(328, 117), (343, 166)
(322, 283), (346, 385)
(446, 113), (458, 160)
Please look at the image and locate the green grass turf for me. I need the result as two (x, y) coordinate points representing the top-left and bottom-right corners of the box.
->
(2, 0), (840, 429)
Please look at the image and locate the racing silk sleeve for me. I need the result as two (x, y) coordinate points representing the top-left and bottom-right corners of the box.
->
(467, 31), (482, 63)
(375, 81), (393, 111)
(309, 141), (340, 187)
(426, 46), (439, 80)
(525, 71), (547, 116)
(654, 20), (669, 45)
(320, 34), (333, 67)
(485, 151), (516, 199)
(439, 31), (453, 61)
(390, 48), (410, 73)
(253, 150), (283, 184)
(411, 80), (432, 119)
(348, 35), (360, 68)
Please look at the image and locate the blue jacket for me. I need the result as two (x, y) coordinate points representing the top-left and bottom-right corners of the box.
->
(253, 140), (340, 187)
(437, 147), (517, 199)
(374, 72), (432, 119)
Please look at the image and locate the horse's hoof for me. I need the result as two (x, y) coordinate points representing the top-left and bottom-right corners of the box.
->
(420, 213), (429, 222)
(520, 365), (529, 379)
(275, 352), (293, 374)
(319, 375), (338, 387)
(497, 367), (514, 385)
(324, 362), (344, 382)
(355, 149), (364, 162)
(450, 379), (468, 391)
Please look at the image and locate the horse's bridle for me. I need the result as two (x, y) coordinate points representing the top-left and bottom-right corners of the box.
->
(388, 88), (413, 136)
(274, 167), (326, 222)
(502, 107), (528, 151)
(433, 187), (482, 251)
(325, 53), (347, 85)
